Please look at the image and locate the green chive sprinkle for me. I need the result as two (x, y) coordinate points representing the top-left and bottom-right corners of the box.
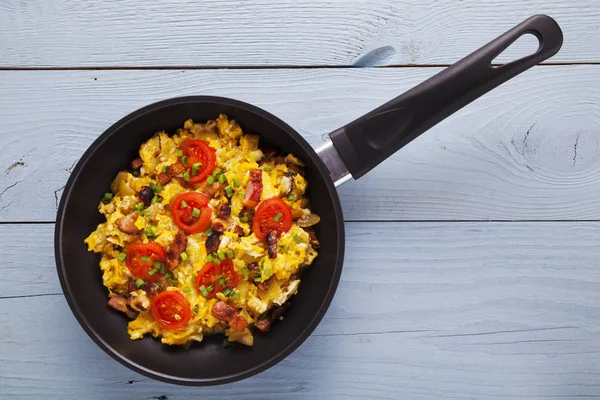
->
(181, 156), (189, 166)
(287, 194), (296, 201)
(132, 170), (140, 177)
(140, 256), (151, 263)
(273, 212), (282, 222)
(177, 150), (183, 157)
(207, 176), (214, 184)
(232, 178), (240, 188)
(241, 267), (250, 276)
(260, 258), (266, 268)
(118, 252), (127, 262)
(263, 268), (272, 276)
(218, 174), (226, 184)
(205, 228), (213, 235)
(146, 226), (155, 237)
(218, 275), (226, 286)
(293, 234), (302, 244)
(199, 285), (209, 297)
(182, 171), (190, 181)
(154, 262), (162, 270)
(153, 184), (163, 192)
(218, 251), (225, 260)
(231, 292), (240, 300)
(263, 167), (272, 172)
(280, 246), (288, 254)
(239, 216), (249, 222)
(226, 250), (234, 259)
(162, 166), (168, 174)
(193, 305), (199, 313)
(207, 254), (214, 262)
(135, 279), (144, 288)
(184, 286), (191, 293)
(212, 170), (220, 178)
(151, 195), (161, 204)
(181, 200), (188, 208)
(222, 288), (232, 296)
(193, 162), (202, 169)
(160, 264), (166, 274)
(239, 190), (245, 196)
(144, 209), (151, 217)
(213, 258), (221, 265)
(225, 186), (233, 198)
(148, 266), (158, 276)
(254, 277), (262, 282)
(207, 284), (214, 292)
(101, 192), (113, 204)
(180, 252), (188, 261)
(191, 207), (200, 218)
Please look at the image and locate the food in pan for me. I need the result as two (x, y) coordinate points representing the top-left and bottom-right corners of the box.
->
(85, 115), (320, 346)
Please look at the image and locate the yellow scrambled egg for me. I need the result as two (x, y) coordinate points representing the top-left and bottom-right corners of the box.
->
(85, 115), (319, 346)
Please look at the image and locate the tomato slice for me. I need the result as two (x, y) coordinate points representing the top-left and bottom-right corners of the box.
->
(221, 259), (239, 288)
(252, 197), (293, 239)
(171, 192), (212, 234)
(126, 242), (167, 281)
(180, 140), (216, 183)
(195, 262), (223, 298)
(150, 291), (191, 330)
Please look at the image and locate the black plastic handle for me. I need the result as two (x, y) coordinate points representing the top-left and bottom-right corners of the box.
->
(330, 14), (563, 179)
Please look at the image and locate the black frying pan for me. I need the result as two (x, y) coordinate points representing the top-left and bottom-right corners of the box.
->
(55, 15), (563, 385)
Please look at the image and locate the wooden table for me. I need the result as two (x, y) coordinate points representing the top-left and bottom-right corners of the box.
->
(1, 1), (599, 398)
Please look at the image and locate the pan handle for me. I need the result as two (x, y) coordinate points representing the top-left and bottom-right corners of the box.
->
(327, 14), (563, 181)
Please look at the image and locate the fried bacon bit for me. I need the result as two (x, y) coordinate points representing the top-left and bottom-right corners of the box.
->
(262, 147), (277, 160)
(217, 203), (231, 218)
(239, 207), (255, 225)
(287, 164), (304, 176)
(205, 232), (221, 254)
(157, 172), (171, 185)
(255, 318), (272, 333)
(233, 225), (244, 237)
(165, 231), (188, 271)
(211, 301), (249, 331)
(255, 303), (291, 333)
(273, 156), (286, 165)
(242, 169), (263, 208)
(247, 262), (257, 272)
(138, 186), (154, 207)
(157, 161), (186, 185)
(257, 282), (268, 292)
(115, 213), (139, 234)
(305, 228), (320, 249)
(142, 282), (159, 296)
(271, 302), (291, 320)
(266, 231), (278, 259)
(130, 158), (143, 170)
(108, 295), (137, 319)
(211, 220), (225, 233)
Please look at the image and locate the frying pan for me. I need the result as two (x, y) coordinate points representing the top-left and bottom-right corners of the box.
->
(55, 15), (563, 385)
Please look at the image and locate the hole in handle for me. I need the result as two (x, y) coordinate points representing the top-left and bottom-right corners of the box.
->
(491, 32), (541, 67)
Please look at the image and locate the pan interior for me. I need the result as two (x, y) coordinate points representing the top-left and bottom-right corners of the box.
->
(55, 97), (344, 384)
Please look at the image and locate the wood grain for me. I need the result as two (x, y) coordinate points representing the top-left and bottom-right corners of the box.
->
(2, 221), (600, 398)
(0, 0), (597, 67)
(1, 66), (600, 222)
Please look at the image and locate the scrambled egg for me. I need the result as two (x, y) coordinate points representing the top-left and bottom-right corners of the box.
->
(85, 115), (319, 346)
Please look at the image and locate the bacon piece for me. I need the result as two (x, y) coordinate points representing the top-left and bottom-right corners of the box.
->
(305, 228), (320, 249)
(165, 231), (188, 271)
(233, 225), (244, 237)
(157, 172), (171, 185)
(211, 220), (225, 233)
(211, 301), (249, 331)
(130, 158), (143, 170)
(205, 233), (221, 254)
(239, 207), (255, 225)
(138, 186), (154, 207)
(273, 156), (286, 165)
(115, 213), (139, 234)
(157, 161), (186, 185)
(271, 302), (291, 320)
(217, 203), (231, 218)
(287, 164), (304, 176)
(266, 231), (278, 259)
(242, 169), (263, 208)
(255, 317), (272, 333)
(108, 295), (137, 319)
(257, 282), (268, 292)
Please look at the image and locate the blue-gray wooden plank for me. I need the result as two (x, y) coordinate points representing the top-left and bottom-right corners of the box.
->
(2, 65), (600, 222)
(1, 222), (599, 399)
(0, 0), (597, 67)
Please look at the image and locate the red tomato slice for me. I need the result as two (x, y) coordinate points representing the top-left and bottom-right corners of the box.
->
(221, 259), (239, 288)
(195, 262), (223, 298)
(171, 192), (212, 234)
(252, 197), (293, 239)
(150, 291), (191, 330)
(126, 242), (167, 281)
(180, 140), (216, 183)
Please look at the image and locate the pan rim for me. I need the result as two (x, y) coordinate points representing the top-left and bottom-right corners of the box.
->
(54, 96), (345, 385)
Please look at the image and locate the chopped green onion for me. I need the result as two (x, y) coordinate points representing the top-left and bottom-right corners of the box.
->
(254, 276), (262, 282)
(199, 285), (209, 297)
(218, 275), (226, 286)
(239, 190), (245, 196)
(287, 194), (296, 201)
(177, 150), (184, 157)
(182, 171), (190, 181)
(222, 288), (232, 296)
(223, 338), (232, 349)
(205, 228), (213, 235)
(259, 257), (266, 268)
(135, 279), (144, 288)
(166, 272), (178, 284)
(146, 226), (156, 238)
(207, 254), (214, 262)
(207, 176), (214, 184)
(181, 155), (189, 166)
(140, 256), (151, 263)
(193, 305), (199, 313)
(293, 234), (302, 244)
(151, 195), (161, 204)
(154, 262), (162, 270)
(217, 251), (225, 260)
(153, 183), (163, 192)
(193, 162), (202, 169)
(212, 170), (220, 178)
(263, 167), (272, 172)
(231, 292), (240, 300)
(191, 162), (202, 176)
(191, 207), (200, 218)
(263, 268), (272, 276)
(180, 252), (188, 261)
(160, 264), (166, 274)
(144, 209), (151, 217)
(162, 166), (168, 174)
(132, 170), (140, 177)
(101, 192), (113, 204)
(218, 174), (226, 184)
(207, 284), (214, 292)
(118, 252), (127, 262)
(253, 269), (261, 277)
(239, 216), (249, 222)
(232, 178), (240, 188)
(213, 258), (221, 265)
(273, 212), (282, 222)
(184, 286), (191, 293)
(225, 186), (234, 198)
(241, 267), (250, 276)
(134, 203), (144, 215)
(148, 266), (158, 276)
(280, 245), (288, 254)
(226, 250), (234, 259)
(181, 200), (188, 208)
